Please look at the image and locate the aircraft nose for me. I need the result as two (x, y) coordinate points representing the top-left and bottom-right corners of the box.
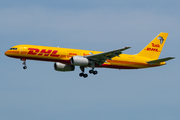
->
(4, 50), (9, 56)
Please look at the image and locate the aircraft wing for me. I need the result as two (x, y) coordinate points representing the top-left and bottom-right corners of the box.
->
(85, 47), (131, 65)
(147, 57), (175, 64)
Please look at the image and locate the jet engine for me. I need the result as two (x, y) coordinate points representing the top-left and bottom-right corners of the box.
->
(54, 62), (75, 72)
(70, 56), (90, 66)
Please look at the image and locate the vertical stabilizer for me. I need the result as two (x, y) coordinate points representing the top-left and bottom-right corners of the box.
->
(137, 32), (169, 59)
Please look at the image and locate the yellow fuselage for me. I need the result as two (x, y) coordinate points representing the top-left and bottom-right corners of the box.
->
(5, 45), (165, 69)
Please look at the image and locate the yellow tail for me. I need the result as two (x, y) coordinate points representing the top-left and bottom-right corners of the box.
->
(137, 32), (169, 59)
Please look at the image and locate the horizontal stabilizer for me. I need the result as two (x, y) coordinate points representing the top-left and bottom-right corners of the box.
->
(147, 57), (175, 64)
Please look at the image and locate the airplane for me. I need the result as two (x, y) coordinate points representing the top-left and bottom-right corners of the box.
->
(5, 32), (174, 78)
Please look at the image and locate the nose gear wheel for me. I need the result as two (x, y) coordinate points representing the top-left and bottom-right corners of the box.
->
(21, 58), (27, 69)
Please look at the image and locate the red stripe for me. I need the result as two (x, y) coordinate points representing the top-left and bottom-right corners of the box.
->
(7, 55), (160, 69)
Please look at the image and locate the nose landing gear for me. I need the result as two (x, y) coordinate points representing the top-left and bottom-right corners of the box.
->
(21, 58), (27, 69)
(23, 66), (27, 69)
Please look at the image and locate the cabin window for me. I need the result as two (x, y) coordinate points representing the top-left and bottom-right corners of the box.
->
(9, 48), (17, 50)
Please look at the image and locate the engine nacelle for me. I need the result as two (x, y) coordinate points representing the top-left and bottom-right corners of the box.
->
(70, 56), (90, 66)
(54, 62), (75, 72)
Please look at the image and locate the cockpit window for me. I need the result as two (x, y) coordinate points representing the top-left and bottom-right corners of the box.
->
(9, 48), (17, 50)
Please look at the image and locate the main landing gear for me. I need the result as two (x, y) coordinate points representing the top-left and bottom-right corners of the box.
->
(79, 64), (98, 78)
(79, 66), (88, 78)
(88, 62), (98, 75)
(89, 69), (98, 75)
(21, 58), (27, 69)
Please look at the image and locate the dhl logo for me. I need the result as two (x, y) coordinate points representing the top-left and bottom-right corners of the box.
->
(27, 48), (60, 57)
(152, 43), (160, 48)
(146, 47), (160, 52)
(27, 48), (95, 57)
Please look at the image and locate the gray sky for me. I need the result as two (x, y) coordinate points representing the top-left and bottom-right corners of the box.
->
(0, 0), (179, 120)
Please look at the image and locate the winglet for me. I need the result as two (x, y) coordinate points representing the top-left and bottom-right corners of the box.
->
(120, 47), (131, 52)
(125, 47), (131, 49)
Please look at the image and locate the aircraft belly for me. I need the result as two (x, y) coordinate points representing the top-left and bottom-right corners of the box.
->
(100, 60), (153, 69)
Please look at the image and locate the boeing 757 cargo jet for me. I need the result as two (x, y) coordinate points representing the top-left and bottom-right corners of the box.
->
(5, 32), (174, 78)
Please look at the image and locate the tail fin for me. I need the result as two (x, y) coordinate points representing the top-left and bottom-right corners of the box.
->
(137, 32), (169, 59)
